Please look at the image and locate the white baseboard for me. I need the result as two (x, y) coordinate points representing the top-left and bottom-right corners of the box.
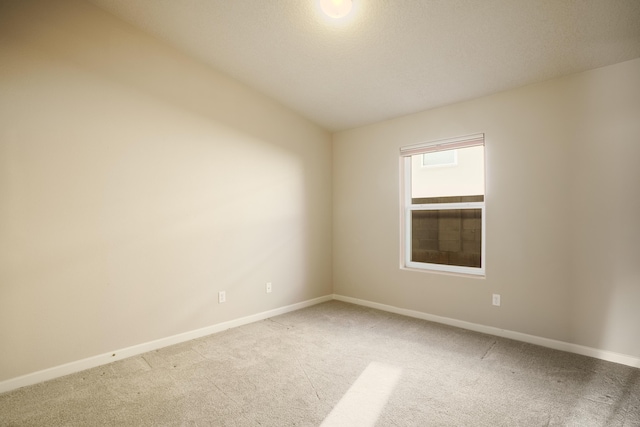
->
(3, 293), (637, 395)
(332, 294), (640, 369)
(0, 295), (333, 394)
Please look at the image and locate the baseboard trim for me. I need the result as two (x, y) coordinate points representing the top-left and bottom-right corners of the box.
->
(4, 293), (637, 394)
(0, 295), (333, 394)
(332, 294), (640, 369)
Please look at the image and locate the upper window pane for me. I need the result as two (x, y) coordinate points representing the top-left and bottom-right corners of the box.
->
(411, 145), (484, 200)
(422, 150), (457, 167)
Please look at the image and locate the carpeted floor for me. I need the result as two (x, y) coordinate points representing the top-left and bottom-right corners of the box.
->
(1, 300), (639, 426)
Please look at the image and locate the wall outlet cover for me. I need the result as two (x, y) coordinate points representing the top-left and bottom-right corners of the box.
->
(492, 294), (501, 306)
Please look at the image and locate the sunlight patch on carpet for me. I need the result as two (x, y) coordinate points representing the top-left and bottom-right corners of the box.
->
(321, 361), (403, 427)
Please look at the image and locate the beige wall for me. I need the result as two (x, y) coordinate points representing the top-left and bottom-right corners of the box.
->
(333, 58), (640, 358)
(0, 0), (332, 381)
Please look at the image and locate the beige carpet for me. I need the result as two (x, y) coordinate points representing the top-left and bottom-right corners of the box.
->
(1, 300), (639, 426)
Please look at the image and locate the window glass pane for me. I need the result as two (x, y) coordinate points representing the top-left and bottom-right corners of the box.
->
(422, 150), (456, 167)
(411, 145), (484, 199)
(411, 209), (482, 268)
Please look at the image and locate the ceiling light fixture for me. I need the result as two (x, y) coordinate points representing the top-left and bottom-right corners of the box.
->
(319, 0), (353, 19)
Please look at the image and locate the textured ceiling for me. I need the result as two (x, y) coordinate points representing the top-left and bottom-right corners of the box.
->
(87, 0), (640, 132)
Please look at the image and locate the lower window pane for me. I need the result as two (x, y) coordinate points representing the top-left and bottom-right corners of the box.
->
(411, 209), (482, 268)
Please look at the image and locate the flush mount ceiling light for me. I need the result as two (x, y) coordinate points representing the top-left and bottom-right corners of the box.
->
(319, 0), (353, 19)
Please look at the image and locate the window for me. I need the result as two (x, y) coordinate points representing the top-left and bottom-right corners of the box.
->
(400, 134), (485, 275)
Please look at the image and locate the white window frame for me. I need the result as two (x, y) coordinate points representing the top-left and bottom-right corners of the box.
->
(400, 134), (486, 276)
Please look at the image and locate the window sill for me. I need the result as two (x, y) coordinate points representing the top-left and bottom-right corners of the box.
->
(400, 265), (486, 279)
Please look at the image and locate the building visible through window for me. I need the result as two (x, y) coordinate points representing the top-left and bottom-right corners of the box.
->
(422, 149), (457, 167)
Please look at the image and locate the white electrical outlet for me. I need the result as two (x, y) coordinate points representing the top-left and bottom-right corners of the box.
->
(218, 291), (226, 303)
(492, 294), (501, 306)
(266, 282), (272, 293)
